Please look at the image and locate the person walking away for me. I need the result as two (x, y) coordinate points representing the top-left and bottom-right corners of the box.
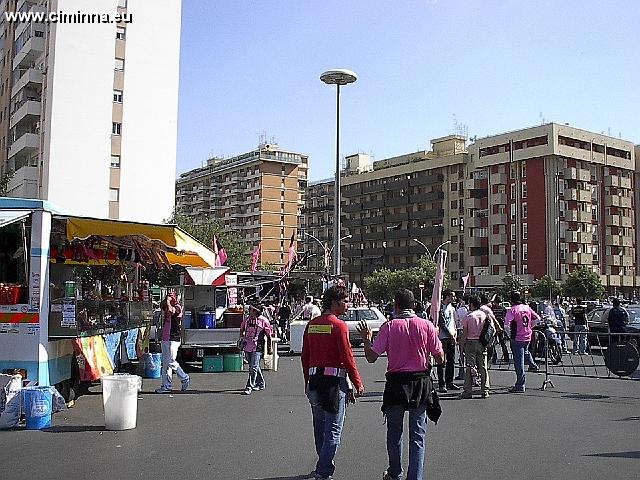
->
(606, 298), (629, 345)
(436, 289), (459, 393)
(553, 301), (568, 353)
(278, 301), (292, 343)
(480, 294), (503, 365)
(156, 291), (190, 393)
(490, 295), (510, 363)
(414, 302), (427, 319)
(570, 298), (589, 355)
(301, 286), (364, 480)
(455, 296), (469, 380)
(504, 291), (540, 393)
(357, 289), (444, 480)
(458, 295), (490, 399)
(302, 295), (322, 321)
(239, 303), (273, 395)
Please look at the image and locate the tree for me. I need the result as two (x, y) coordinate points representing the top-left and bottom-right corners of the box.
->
(498, 273), (525, 299)
(166, 210), (250, 271)
(562, 266), (605, 300)
(363, 256), (446, 303)
(532, 275), (561, 300)
(0, 171), (14, 197)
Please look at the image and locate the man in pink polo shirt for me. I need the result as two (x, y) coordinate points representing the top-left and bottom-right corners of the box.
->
(357, 289), (444, 480)
(459, 295), (490, 399)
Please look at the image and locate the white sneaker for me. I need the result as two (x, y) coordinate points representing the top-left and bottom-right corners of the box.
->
(243, 388), (252, 395)
(155, 386), (172, 394)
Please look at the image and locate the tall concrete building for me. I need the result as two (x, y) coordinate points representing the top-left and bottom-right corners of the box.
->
(175, 143), (308, 268)
(303, 124), (639, 295)
(0, 0), (181, 222)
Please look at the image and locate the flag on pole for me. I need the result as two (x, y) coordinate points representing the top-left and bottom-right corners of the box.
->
(280, 232), (297, 276)
(250, 243), (261, 273)
(429, 249), (448, 326)
(461, 273), (470, 293)
(323, 245), (331, 272)
(212, 236), (228, 267)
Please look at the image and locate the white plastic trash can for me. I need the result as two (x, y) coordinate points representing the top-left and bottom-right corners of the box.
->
(289, 321), (308, 354)
(101, 374), (142, 431)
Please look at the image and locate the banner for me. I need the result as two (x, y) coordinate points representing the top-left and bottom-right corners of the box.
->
(429, 249), (447, 325)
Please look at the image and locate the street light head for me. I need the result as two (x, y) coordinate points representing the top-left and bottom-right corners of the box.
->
(346, 234), (353, 239)
(320, 69), (357, 86)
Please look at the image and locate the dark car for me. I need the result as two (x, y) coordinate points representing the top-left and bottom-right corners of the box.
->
(585, 304), (640, 349)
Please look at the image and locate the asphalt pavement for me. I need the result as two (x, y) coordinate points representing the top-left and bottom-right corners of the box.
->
(1, 349), (639, 480)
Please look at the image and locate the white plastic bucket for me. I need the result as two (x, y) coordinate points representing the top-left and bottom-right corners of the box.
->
(289, 321), (308, 354)
(101, 374), (142, 431)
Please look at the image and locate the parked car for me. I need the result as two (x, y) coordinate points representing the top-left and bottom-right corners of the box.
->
(585, 304), (640, 349)
(339, 306), (387, 346)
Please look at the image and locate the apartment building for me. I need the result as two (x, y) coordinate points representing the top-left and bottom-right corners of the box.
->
(0, 0), (181, 222)
(466, 123), (637, 293)
(302, 136), (469, 285)
(175, 143), (308, 268)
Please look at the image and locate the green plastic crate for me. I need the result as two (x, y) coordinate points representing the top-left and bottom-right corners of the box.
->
(203, 355), (223, 373)
(223, 353), (244, 372)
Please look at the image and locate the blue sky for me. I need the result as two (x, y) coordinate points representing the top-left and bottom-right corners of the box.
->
(177, 0), (640, 182)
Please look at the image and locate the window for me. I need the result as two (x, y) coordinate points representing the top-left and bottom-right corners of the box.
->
(510, 203), (516, 220)
(110, 155), (120, 168)
(522, 223), (528, 240)
(112, 122), (121, 135)
(510, 224), (516, 241)
(113, 90), (123, 102)
(522, 202), (528, 218)
(522, 244), (528, 261)
(451, 218), (459, 227)
(115, 58), (125, 70)
(450, 182), (457, 191)
(118, 0), (127, 7)
(109, 188), (119, 202)
(521, 162), (527, 178)
(510, 183), (516, 199)
(521, 182), (527, 198)
(450, 200), (458, 209)
(511, 244), (516, 261)
(116, 27), (126, 40)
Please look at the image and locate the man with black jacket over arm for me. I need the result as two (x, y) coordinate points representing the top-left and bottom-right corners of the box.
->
(358, 289), (444, 480)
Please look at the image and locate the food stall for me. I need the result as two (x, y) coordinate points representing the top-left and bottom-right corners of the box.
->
(0, 198), (217, 397)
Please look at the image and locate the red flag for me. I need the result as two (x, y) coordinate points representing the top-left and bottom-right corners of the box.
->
(251, 243), (261, 272)
(280, 232), (297, 276)
(461, 273), (470, 292)
(429, 249), (447, 325)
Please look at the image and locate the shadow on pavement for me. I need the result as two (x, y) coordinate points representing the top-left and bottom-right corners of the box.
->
(614, 416), (640, 422)
(43, 425), (105, 433)
(251, 472), (316, 480)
(585, 451), (640, 459)
(139, 389), (245, 396)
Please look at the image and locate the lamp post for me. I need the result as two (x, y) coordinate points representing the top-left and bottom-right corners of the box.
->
(432, 240), (452, 261)
(320, 69), (357, 277)
(412, 238), (431, 258)
(419, 283), (425, 304)
(304, 232), (352, 274)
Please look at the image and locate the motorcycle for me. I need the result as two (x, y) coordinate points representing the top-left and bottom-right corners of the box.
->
(529, 317), (563, 365)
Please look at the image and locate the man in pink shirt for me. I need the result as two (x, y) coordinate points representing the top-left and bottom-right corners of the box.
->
(358, 289), (444, 480)
(504, 291), (540, 393)
(459, 295), (490, 399)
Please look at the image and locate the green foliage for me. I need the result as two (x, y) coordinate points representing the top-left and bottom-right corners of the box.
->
(166, 210), (250, 271)
(0, 171), (14, 197)
(498, 273), (525, 299)
(532, 275), (561, 300)
(363, 256), (447, 303)
(561, 266), (605, 300)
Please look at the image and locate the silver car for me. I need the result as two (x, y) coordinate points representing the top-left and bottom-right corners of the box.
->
(339, 306), (387, 346)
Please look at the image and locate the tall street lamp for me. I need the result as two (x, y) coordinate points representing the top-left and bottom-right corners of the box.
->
(320, 69), (357, 277)
(412, 238), (431, 258)
(304, 232), (353, 274)
(432, 240), (452, 261)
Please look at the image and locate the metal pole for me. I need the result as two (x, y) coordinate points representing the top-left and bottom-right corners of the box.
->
(334, 84), (341, 277)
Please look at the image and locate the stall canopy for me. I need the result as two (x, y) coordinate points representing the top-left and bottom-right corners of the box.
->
(0, 209), (31, 228)
(185, 267), (230, 286)
(62, 216), (218, 268)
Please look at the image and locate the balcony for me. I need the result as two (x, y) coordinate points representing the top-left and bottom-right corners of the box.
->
(466, 197), (484, 209)
(490, 233), (508, 245)
(385, 195), (408, 207)
(489, 254), (508, 265)
(622, 275), (635, 287)
(362, 182), (385, 194)
(620, 197), (632, 208)
(467, 236), (486, 247)
(343, 203), (361, 213)
(489, 192), (507, 205)
(619, 177), (632, 189)
(605, 235), (620, 246)
(8, 132), (39, 159)
(604, 195), (620, 207)
(342, 185), (361, 197)
(565, 210), (591, 223)
(385, 212), (408, 222)
(411, 191), (444, 203)
(362, 216), (383, 226)
(565, 188), (592, 202)
(412, 225), (444, 237)
(11, 68), (43, 98)
(608, 275), (621, 287)
(409, 173), (444, 187)
(620, 216), (632, 227)
(606, 255), (621, 266)
(386, 246), (409, 256)
(622, 236), (633, 247)
(606, 215), (620, 226)
(491, 213), (508, 225)
(9, 99), (41, 128)
(467, 216), (485, 228)
(409, 208), (444, 220)
(564, 167), (590, 182)
(490, 172), (507, 185)
(465, 178), (485, 190)
(567, 252), (579, 264)
(385, 228), (408, 239)
(622, 256), (634, 267)
(6, 166), (38, 198)
(604, 175), (619, 188)
(13, 36), (45, 68)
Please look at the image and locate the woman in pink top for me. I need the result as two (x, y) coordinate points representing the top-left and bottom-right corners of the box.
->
(239, 303), (273, 395)
(459, 295), (490, 399)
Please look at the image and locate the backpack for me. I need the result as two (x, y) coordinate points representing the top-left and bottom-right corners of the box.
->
(479, 317), (496, 347)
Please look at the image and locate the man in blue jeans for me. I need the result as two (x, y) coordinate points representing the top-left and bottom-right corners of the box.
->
(301, 286), (364, 480)
(504, 291), (540, 393)
(358, 289), (444, 480)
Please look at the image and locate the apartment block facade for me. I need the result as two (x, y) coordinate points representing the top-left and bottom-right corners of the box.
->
(175, 143), (308, 268)
(0, 0), (181, 222)
(302, 125), (638, 294)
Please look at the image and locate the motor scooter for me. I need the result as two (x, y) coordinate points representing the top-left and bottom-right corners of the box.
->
(530, 317), (563, 365)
